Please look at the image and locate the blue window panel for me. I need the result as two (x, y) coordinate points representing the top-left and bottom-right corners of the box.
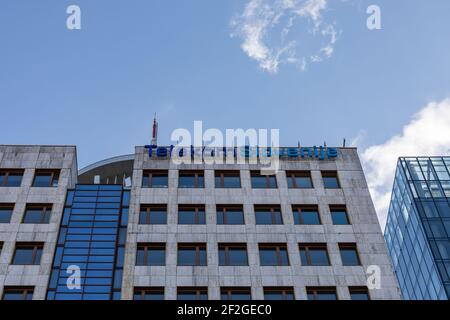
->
(99, 185), (121, 191)
(47, 291), (56, 300)
(98, 191), (122, 197)
(89, 256), (114, 263)
(121, 208), (128, 226)
(55, 293), (83, 300)
(69, 221), (93, 228)
(97, 197), (121, 203)
(113, 270), (123, 289)
(113, 291), (121, 300)
(87, 263), (114, 270)
(122, 191), (130, 206)
(96, 203), (121, 209)
(90, 248), (115, 255)
(118, 228), (127, 245)
(95, 208), (120, 215)
(91, 235), (116, 241)
(64, 248), (89, 255)
(72, 203), (97, 209)
(66, 234), (91, 241)
(92, 228), (117, 235)
(56, 285), (83, 293)
(83, 294), (110, 300)
(90, 241), (116, 248)
(76, 185), (99, 191)
(116, 247), (125, 267)
(71, 208), (95, 215)
(62, 255), (88, 263)
(71, 215), (94, 221)
(94, 221), (118, 228)
(84, 286), (111, 293)
(74, 190), (98, 196)
(62, 208), (71, 225)
(95, 215), (119, 222)
(65, 242), (90, 248)
(58, 228), (67, 244)
(54, 247), (64, 267)
(57, 277), (86, 286)
(60, 262), (88, 270)
(84, 278), (112, 286)
(67, 228), (92, 234)
(49, 270), (60, 289)
(65, 191), (75, 206)
(74, 197), (98, 203)
(86, 270), (113, 277)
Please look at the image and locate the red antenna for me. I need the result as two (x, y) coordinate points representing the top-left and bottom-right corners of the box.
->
(151, 113), (158, 145)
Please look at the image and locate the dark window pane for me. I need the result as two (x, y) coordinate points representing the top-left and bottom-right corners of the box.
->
(340, 246), (361, 266)
(0, 207), (13, 223)
(350, 289), (370, 300)
(331, 210), (349, 225)
(322, 172), (340, 189)
(255, 209), (282, 225)
(178, 208), (205, 225)
(259, 247), (288, 266)
(217, 208), (244, 225)
(33, 175), (52, 187)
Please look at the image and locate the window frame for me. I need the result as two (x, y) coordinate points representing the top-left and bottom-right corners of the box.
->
(298, 243), (330, 266)
(2, 286), (34, 300)
(292, 205), (321, 225)
(177, 287), (208, 300)
(215, 170), (241, 188)
(142, 170), (169, 188)
(250, 171), (277, 189)
(0, 169), (24, 187)
(32, 169), (60, 187)
(218, 243), (248, 266)
(339, 243), (361, 266)
(22, 204), (52, 224)
(286, 171), (313, 189)
(263, 287), (295, 300)
(258, 243), (290, 266)
(177, 243), (207, 266)
(349, 286), (370, 300)
(254, 205), (283, 225)
(306, 287), (338, 300)
(330, 205), (350, 225)
(178, 205), (206, 225)
(321, 171), (341, 189)
(216, 205), (244, 225)
(178, 170), (204, 188)
(12, 242), (44, 265)
(0, 203), (14, 223)
(136, 243), (166, 266)
(139, 204), (167, 225)
(220, 287), (252, 300)
(133, 287), (165, 300)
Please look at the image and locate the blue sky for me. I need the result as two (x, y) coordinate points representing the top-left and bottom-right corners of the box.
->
(1, 1), (450, 226)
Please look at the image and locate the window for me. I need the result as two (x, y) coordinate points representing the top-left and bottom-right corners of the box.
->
(217, 205), (244, 225)
(215, 171), (241, 188)
(178, 243), (207, 266)
(349, 287), (370, 300)
(142, 170), (168, 188)
(264, 287), (295, 300)
(322, 171), (340, 189)
(259, 244), (289, 266)
(133, 287), (164, 300)
(2, 287), (34, 300)
(330, 205), (350, 225)
(250, 171), (277, 189)
(33, 170), (60, 187)
(219, 243), (248, 266)
(299, 243), (330, 266)
(306, 287), (337, 300)
(139, 205), (167, 224)
(136, 243), (166, 266)
(292, 205), (321, 225)
(22, 204), (52, 224)
(178, 205), (205, 224)
(0, 203), (14, 223)
(286, 171), (313, 189)
(179, 171), (204, 188)
(254, 205), (283, 225)
(0, 169), (24, 187)
(177, 287), (208, 300)
(339, 243), (361, 266)
(221, 287), (251, 300)
(12, 243), (44, 265)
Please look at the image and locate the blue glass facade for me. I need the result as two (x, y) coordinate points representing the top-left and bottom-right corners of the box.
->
(385, 157), (450, 300)
(46, 185), (129, 300)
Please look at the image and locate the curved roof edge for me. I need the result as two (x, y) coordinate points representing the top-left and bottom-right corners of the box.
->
(78, 154), (135, 175)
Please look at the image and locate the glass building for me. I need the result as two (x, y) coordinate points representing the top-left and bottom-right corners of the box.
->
(385, 157), (450, 300)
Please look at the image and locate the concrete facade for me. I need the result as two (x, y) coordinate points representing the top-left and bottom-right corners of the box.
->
(0, 145), (77, 299)
(120, 146), (401, 300)
(0, 144), (401, 300)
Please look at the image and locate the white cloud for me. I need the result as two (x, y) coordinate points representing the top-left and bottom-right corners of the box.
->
(359, 98), (450, 230)
(230, 0), (339, 73)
